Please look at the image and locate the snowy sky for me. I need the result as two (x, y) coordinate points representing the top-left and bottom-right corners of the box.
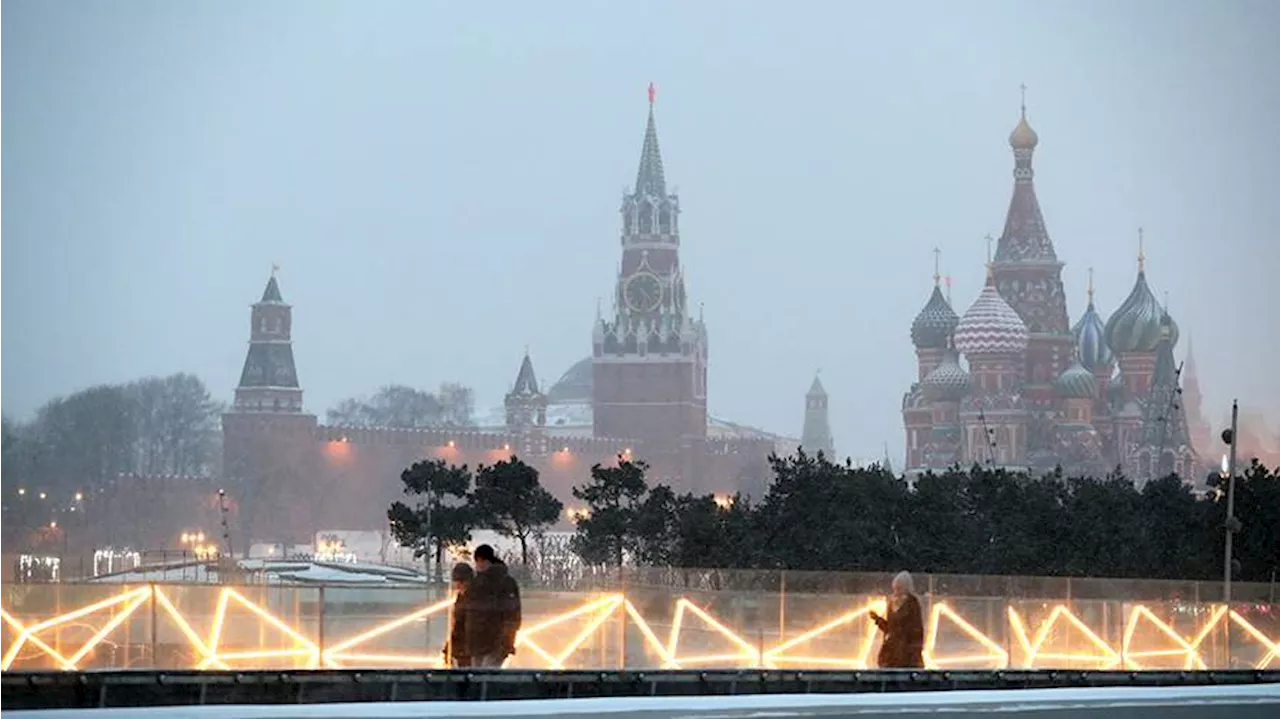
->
(3, 0), (1278, 462)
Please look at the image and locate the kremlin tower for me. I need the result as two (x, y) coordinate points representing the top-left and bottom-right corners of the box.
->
(902, 97), (1200, 483)
(800, 373), (835, 458)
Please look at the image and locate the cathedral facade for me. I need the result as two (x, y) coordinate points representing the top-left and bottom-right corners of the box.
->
(221, 94), (785, 543)
(902, 105), (1203, 484)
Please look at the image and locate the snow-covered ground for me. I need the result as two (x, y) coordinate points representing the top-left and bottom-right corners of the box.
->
(6, 683), (1278, 719)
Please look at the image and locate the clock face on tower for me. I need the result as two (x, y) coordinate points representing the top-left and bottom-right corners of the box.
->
(624, 272), (663, 313)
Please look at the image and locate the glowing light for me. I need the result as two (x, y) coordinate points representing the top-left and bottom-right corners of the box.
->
(1122, 605), (1207, 670)
(924, 603), (1008, 669)
(74, 492), (83, 501)
(1007, 606), (1118, 669)
(562, 447), (570, 453)
(3, 591), (1277, 673)
(38, 492), (47, 500)
(447, 440), (456, 448)
(713, 495), (735, 510)
(1221, 454), (1230, 477)
(764, 600), (882, 669)
(18, 489), (26, 496)
(48, 521), (57, 529)
(667, 598), (761, 668)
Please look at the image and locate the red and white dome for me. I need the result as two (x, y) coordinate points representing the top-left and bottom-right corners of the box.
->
(954, 274), (1029, 356)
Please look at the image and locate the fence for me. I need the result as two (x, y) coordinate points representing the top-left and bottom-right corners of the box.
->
(2, 568), (1276, 673)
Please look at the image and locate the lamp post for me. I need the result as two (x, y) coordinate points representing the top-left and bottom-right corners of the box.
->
(1222, 400), (1240, 605)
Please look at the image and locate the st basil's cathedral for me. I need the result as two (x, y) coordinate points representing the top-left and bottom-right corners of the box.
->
(902, 101), (1204, 484)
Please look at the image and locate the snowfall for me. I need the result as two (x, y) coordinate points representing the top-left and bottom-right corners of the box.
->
(7, 683), (1279, 719)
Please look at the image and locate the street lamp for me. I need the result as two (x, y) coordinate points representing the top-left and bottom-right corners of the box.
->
(1222, 400), (1241, 605)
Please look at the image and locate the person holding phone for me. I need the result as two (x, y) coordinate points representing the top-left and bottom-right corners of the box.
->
(869, 570), (924, 668)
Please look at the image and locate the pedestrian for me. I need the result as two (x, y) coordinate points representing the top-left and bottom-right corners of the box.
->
(464, 544), (522, 668)
(442, 562), (474, 668)
(869, 570), (925, 668)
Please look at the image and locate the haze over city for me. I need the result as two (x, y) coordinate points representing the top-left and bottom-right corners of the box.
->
(4, 0), (1278, 463)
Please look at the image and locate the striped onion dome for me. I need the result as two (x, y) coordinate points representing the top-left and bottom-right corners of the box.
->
(1072, 299), (1113, 371)
(911, 285), (960, 350)
(922, 344), (971, 402)
(1054, 358), (1098, 399)
(954, 272), (1029, 357)
(1104, 270), (1175, 354)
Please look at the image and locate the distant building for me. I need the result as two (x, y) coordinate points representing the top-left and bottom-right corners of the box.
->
(220, 92), (795, 543)
(800, 374), (835, 459)
(901, 102), (1199, 485)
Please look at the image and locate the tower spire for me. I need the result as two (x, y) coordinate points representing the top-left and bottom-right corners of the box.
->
(233, 274), (302, 413)
(932, 247), (942, 287)
(635, 83), (666, 197)
(1087, 267), (1095, 306)
(1019, 83), (1027, 118)
(1137, 227), (1146, 272)
(801, 371), (835, 457)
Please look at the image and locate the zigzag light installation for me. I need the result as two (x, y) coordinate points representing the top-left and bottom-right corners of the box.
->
(2, 586), (1276, 672)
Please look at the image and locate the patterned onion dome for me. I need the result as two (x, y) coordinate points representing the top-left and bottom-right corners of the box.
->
(1071, 300), (1113, 371)
(1009, 112), (1039, 150)
(1104, 270), (1169, 354)
(954, 274), (1029, 356)
(1054, 359), (1098, 399)
(922, 345), (971, 402)
(910, 285), (960, 350)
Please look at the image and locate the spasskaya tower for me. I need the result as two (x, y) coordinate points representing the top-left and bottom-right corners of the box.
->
(592, 85), (709, 472)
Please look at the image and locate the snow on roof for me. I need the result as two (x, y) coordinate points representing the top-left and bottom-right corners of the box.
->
(89, 558), (429, 585)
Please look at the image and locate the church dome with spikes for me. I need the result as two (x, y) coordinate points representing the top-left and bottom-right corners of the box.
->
(922, 345), (971, 402)
(954, 273), (1029, 357)
(1104, 269), (1169, 355)
(1055, 359), (1098, 399)
(910, 285), (960, 350)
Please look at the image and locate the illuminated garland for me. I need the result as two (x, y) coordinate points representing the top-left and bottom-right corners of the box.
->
(2, 588), (1275, 672)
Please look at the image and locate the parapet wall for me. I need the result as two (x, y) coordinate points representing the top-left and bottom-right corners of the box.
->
(3, 576), (1275, 673)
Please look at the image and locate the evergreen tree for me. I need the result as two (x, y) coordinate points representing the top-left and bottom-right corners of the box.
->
(387, 459), (473, 581)
(471, 456), (563, 565)
(570, 458), (650, 567)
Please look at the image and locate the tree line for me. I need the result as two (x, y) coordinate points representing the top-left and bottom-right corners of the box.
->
(3, 376), (477, 554)
(2, 374), (224, 546)
(391, 450), (1280, 583)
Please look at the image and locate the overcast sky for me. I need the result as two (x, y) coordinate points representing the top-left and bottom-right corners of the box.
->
(4, 0), (1278, 463)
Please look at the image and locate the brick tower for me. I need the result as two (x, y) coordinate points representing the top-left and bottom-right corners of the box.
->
(592, 86), (708, 480)
(990, 91), (1074, 467)
(505, 351), (548, 456)
(801, 373), (835, 458)
(222, 271), (318, 543)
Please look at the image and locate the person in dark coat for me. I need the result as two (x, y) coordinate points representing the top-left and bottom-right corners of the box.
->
(442, 562), (474, 668)
(464, 545), (522, 668)
(870, 570), (925, 668)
